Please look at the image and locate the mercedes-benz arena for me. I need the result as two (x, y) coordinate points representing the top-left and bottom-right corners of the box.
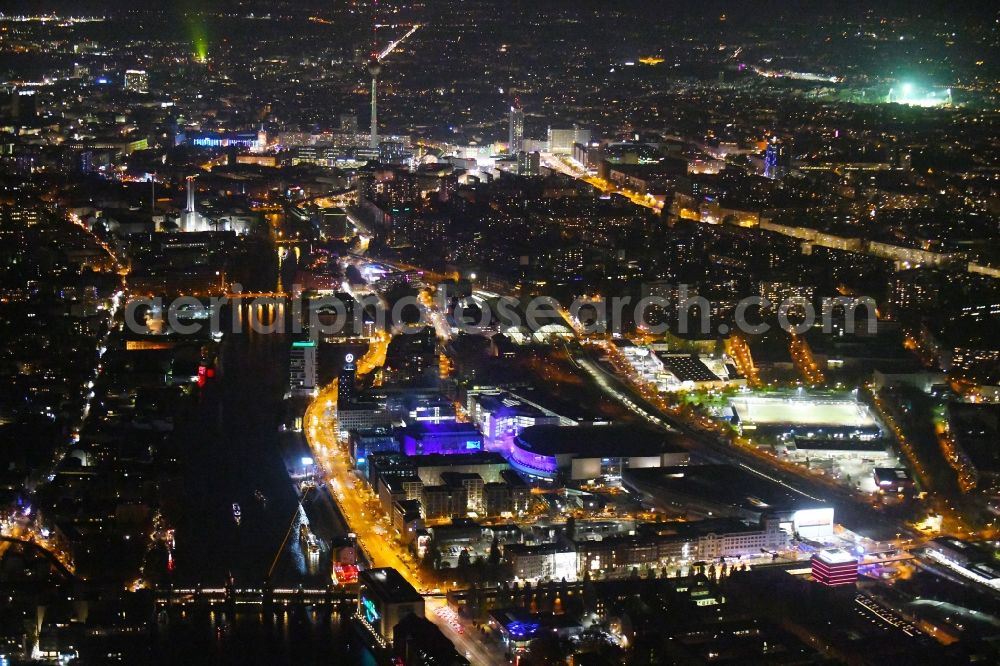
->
(509, 424), (689, 482)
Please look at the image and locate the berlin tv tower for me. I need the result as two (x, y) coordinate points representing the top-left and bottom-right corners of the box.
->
(368, 1), (420, 150)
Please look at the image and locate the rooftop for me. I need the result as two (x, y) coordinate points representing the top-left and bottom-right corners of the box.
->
(504, 542), (576, 556)
(359, 567), (423, 604)
(475, 392), (549, 418)
(873, 467), (912, 482)
(658, 354), (720, 383)
(624, 464), (827, 515)
(515, 424), (686, 458)
(792, 437), (886, 452)
(396, 421), (482, 438)
(815, 548), (857, 565)
(411, 451), (507, 467)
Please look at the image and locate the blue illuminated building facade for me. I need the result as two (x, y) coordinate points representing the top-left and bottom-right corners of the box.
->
(508, 424), (689, 483)
(395, 421), (484, 456)
(174, 130), (262, 149)
(508, 441), (560, 479)
(349, 428), (401, 472)
(764, 136), (790, 179)
(488, 609), (583, 655)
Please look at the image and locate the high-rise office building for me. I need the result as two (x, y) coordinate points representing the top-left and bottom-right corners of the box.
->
(289, 339), (318, 393)
(509, 103), (525, 153)
(547, 125), (591, 154)
(339, 353), (357, 407)
(516, 150), (540, 176)
(340, 113), (359, 133)
(764, 135), (791, 179)
(124, 69), (149, 94)
(378, 140), (412, 166)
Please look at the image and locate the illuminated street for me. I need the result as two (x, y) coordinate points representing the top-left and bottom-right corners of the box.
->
(303, 347), (428, 590)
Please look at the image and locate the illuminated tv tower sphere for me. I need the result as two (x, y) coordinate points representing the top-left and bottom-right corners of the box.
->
(367, 58), (382, 78)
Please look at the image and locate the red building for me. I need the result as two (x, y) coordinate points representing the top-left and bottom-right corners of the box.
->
(811, 548), (859, 586)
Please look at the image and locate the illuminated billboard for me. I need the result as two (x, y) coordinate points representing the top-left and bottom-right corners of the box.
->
(332, 563), (358, 585)
(361, 595), (380, 625)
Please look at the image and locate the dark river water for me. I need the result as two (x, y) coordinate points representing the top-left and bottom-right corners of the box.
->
(130, 248), (382, 663)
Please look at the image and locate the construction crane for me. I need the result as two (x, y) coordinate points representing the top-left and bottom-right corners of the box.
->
(367, 13), (421, 151)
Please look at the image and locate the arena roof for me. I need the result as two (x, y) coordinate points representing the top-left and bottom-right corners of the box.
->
(515, 424), (685, 458)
